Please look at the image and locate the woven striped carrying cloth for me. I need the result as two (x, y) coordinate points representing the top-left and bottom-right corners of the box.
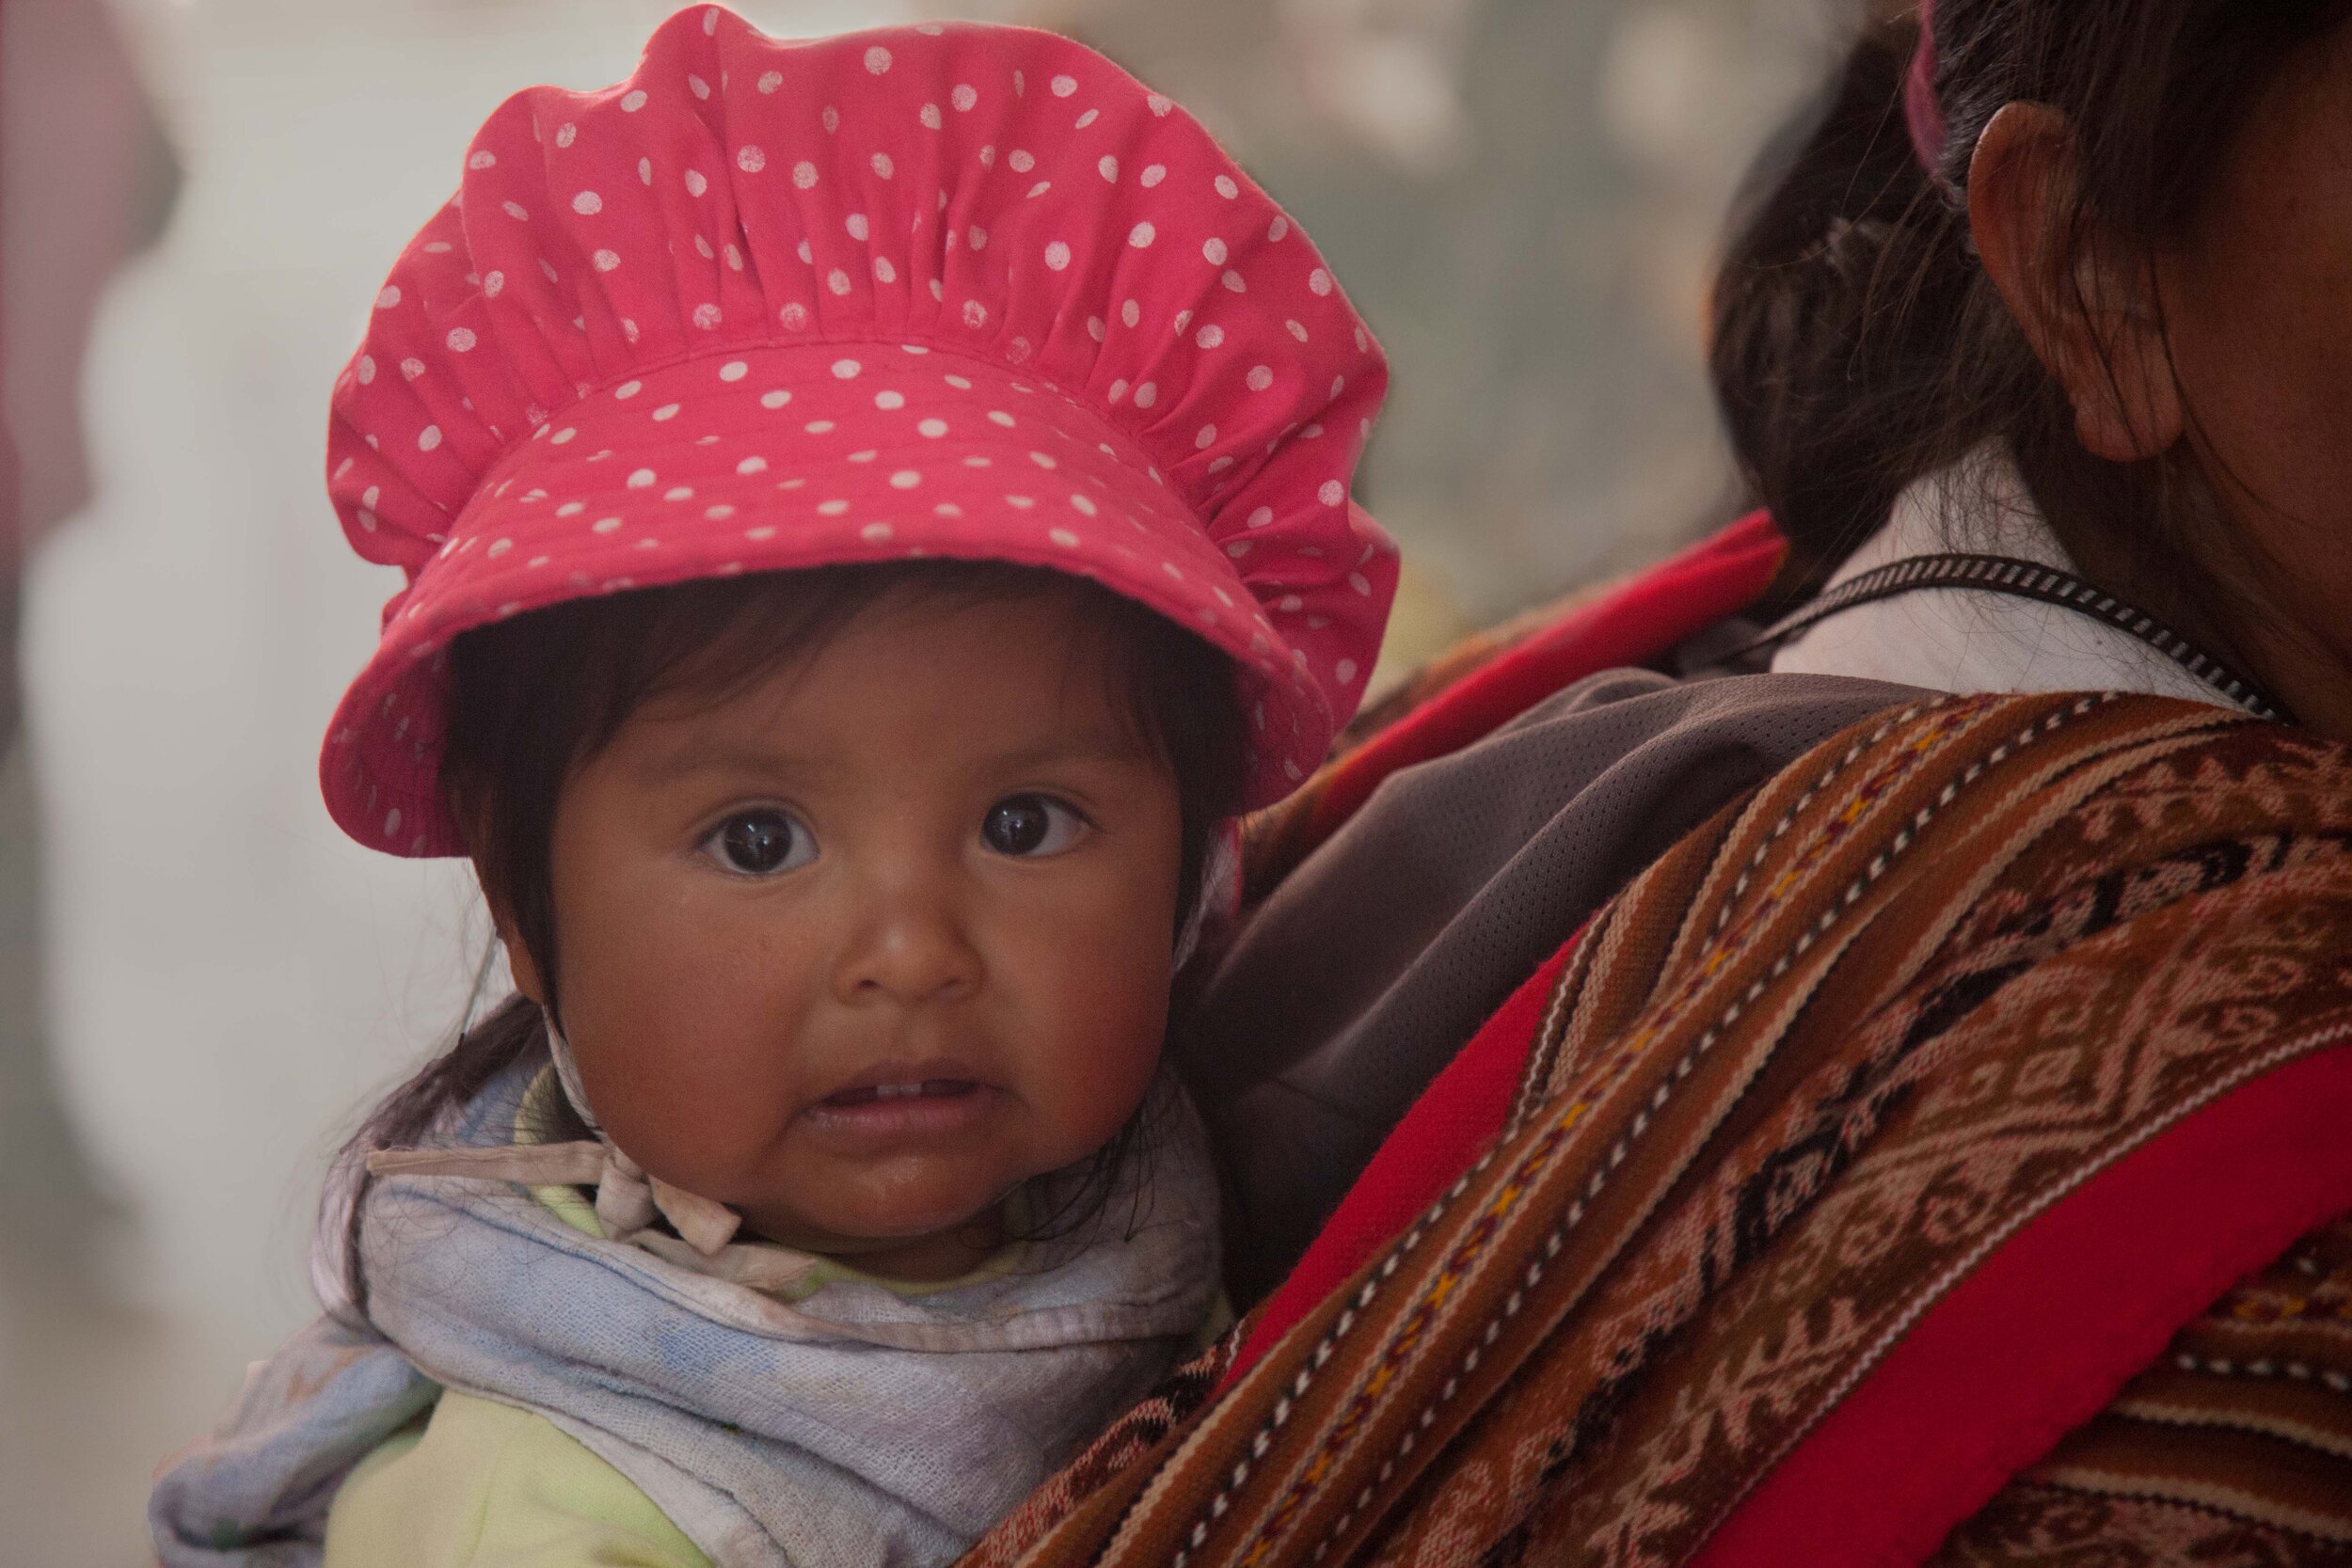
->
(964, 692), (2352, 1567)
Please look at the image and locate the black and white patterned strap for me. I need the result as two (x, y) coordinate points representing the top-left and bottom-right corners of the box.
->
(1742, 552), (2296, 725)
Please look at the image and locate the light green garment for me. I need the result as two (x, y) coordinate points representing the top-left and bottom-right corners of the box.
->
(325, 1391), (713, 1568)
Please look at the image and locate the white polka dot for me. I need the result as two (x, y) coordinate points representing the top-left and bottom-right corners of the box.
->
(621, 89), (647, 112)
(1350, 573), (1373, 595)
(1333, 374), (1347, 397)
(761, 388), (792, 408)
(502, 200), (530, 222)
(805, 420), (835, 434)
(888, 470), (921, 490)
(1107, 379), (1130, 404)
(1148, 92), (1173, 115)
(555, 122), (578, 149)
(486, 537), (513, 558)
(542, 258), (561, 282)
(1203, 237), (1229, 265)
(1223, 270), (1248, 293)
(572, 190), (602, 214)
(1248, 506), (1275, 529)
(706, 504), (736, 521)
(871, 152), (895, 179)
(989, 411), (1017, 428)
(684, 168), (708, 198)
(1120, 300), (1141, 330)
(833, 358), (862, 380)
(875, 390), (906, 410)
(638, 157), (653, 185)
(1009, 149), (1036, 173)
(593, 515), (624, 532)
(714, 360), (749, 384)
(781, 302), (811, 330)
(968, 225), (988, 250)
(1247, 365), (1276, 393)
(1051, 73), (1078, 97)
(1028, 450), (1056, 467)
(593, 248), (621, 272)
(483, 270), (506, 298)
(1310, 267), (1334, 295)
(1196, 424), (1217, 449)
(1320, 480), (1345, 506)
(417, 424), (442, 451)
(866, 45), (892, 73)
(952, 83), (978, 111)
(1197, 325), (1226, 349)
(1087, 315), (1105, 341)
(1050, 528), (1081, 548)
(905, 418), (944, 440)
(921, 103), (943, 130)
(1216, 175), (1240, 198)
(468, 150), (496, 170)
(663, 485), (693, 501)
(1005, 495), (1035, 509)
(1038, 240), (1074, 273)
(628, 469), (656, 489)
(694, 233), (716, 259)
(688, 74), (711, 101)
(978, 146), (996, 167)
(944, 374), (973, 389)
(652, 403), (681, 421)
(1174, 309), (1194, 336)
(818, 499), (850, 515)
(1076, 108), (1100, 129)
(1287, 319), (1310, 342)
(827, 269), (852, 295)
(1129, 221), (1155, 248)
(746, 525), (778, 540)
(355, 356), (376, 384)
(793, 161), (818, 188)
(1070, 494), (1098, 516)
(1098, 155), (1120, 182)
(873, 257), (898, 283)
(375, 285), (402, 309)
(1133, 382), (1158, 408)
(757, 70), (783, 93)
(846, 213), (871, 242)
(963, 300), (989, 328)
(737, 146), (766, 173)
(400, 357), (425, 380)
(822, 106), (840, 134)
(614, 380), (643, 399)
(551, 427), (578, 446)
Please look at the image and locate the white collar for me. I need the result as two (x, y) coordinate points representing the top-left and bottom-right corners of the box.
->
(1769, 448), (2237, 711)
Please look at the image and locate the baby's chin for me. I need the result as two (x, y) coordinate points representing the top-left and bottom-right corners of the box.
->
(740, 1193), (1012, 1283)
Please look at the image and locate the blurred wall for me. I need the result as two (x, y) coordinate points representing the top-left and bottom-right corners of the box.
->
(1, 0), (1853, 1559)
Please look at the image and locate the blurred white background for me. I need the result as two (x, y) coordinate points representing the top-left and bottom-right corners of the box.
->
(0, 0), (1855, 1556)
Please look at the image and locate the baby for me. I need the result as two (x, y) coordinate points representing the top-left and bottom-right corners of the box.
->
(150, 9), (1392, 1568)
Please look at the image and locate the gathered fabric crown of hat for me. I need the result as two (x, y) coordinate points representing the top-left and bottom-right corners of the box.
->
(321, 5), (1396, 857)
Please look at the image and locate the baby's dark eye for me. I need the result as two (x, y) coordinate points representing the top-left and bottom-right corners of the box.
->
(981, 795), (1087, 857)
(701, 809), (816, 876)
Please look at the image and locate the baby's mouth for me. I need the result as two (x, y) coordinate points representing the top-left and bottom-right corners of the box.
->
(818, 1078), (981, 1109)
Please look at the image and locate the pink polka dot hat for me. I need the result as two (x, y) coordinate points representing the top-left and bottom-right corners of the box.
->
(322, 7), (1395, 857)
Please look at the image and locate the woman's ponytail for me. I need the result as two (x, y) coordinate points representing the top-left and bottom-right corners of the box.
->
(1709, 22), (2024, 592)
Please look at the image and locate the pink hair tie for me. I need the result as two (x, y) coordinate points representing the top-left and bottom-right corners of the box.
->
(1904, 0), (1948, 174)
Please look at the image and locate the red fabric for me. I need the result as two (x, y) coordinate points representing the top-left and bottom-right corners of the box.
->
(1301, 511), (1786, 848)
(320, 9), (1394, 855)
(1692, 1036), (2352, 1568)
(1222, 927), (1585, 1389)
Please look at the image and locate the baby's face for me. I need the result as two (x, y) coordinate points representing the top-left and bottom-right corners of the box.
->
(521, 590), (1185, 1279)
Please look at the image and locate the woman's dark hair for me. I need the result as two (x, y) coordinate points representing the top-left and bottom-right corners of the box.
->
(321, 562), (1249, 1317)
(1712, 1), (2352, 623)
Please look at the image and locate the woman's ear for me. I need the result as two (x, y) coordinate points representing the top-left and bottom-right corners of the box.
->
(1969, 102), (2185, 463)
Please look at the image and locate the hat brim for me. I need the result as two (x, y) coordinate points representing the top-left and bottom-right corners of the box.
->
(323, 341), (1342, 856)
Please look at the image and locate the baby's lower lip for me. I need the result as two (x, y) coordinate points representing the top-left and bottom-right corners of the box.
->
(802, 1080), (997, 1138)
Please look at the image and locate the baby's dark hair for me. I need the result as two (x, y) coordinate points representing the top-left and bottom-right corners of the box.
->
(1713, 1), (2350, 628)
(321, 560), (1249, 1318)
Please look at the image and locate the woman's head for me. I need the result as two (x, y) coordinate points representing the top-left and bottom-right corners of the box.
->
(440, 562), (1247, 1275)
(1714, 1), (2352, 726)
